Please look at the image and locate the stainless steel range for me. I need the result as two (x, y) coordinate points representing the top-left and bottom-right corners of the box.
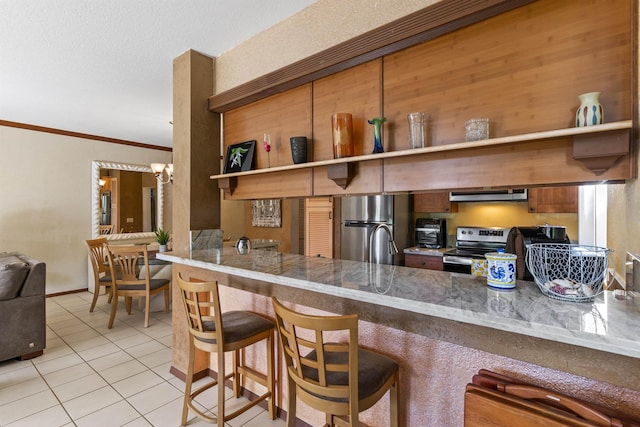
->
(443, 226), (510, 274)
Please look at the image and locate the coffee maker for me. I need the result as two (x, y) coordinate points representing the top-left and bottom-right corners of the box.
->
(415, 218), (447, 249)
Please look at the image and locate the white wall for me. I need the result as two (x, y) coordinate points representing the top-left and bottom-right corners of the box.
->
(0, 124), (172, 294)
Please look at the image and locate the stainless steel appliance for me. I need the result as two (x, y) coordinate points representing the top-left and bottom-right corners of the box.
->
(506, 226), (571, 280)
(443, 226), (510, 274)
(100, 191), (111, 225)
(415, 218), (447, 249)
(340, 195), (411, 265)
(449, 188), (527, 202)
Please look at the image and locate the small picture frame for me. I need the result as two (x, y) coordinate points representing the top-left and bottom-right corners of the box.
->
(223, 140), (256, 173)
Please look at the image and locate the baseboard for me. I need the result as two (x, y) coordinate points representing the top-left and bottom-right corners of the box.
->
(46, 288), (88, 298)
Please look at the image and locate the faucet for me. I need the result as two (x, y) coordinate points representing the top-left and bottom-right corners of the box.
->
(369, 223), (398, 264)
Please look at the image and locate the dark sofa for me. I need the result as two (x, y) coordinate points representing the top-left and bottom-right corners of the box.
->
(0, 252), (46, 362)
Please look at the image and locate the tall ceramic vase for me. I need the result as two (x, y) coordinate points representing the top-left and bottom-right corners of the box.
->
(575, 92), (603, 127)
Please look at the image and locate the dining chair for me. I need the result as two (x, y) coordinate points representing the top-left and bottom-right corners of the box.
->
(271, 297), (399, 427)
(85, 237), (113, 312)
(176, 274), (276, 427)
(106, 244), (170, 328)
(99, 224), (114, 235)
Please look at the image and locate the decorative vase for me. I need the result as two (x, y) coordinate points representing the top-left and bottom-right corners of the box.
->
(158, 244), (167, 253)
(465, 118), (489, 141)
(332, 113), (354, 159)
(368, 117), (386, 153)
(575, 92), (603, 127)
(407, 112), (425, 149)
(290, 136), (308, 164)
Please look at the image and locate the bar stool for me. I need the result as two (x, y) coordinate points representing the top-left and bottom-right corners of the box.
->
(176, 274), (276, 427)
(271, 297), (399, 427)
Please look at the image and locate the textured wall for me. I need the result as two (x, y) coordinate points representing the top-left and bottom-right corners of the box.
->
(606, 6), (639, 279)
(213, 0), (439, 94)
(0, 124), (171, 294)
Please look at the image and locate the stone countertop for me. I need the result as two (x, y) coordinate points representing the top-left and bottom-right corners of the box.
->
(158, 249), (640, 359)
(404, 247), (448, 256)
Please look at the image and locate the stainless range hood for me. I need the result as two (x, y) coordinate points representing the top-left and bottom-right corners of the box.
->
(449, 189), (527, 202)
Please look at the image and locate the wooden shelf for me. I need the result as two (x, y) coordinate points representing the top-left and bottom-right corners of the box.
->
(213, 121), (632, 195)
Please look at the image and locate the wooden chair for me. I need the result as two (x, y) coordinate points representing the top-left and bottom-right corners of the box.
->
(106, 244), (170, 328)
(176, 274), (276, 427)
(271, 297), (399, 427)
(85, 237), (113, 312)
(99, 224), (114, 235)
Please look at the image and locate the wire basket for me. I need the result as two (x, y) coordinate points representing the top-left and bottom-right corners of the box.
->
(525, 243), (612, 302)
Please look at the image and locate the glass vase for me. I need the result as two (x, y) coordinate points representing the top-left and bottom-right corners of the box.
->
(332, 113), (354, 159)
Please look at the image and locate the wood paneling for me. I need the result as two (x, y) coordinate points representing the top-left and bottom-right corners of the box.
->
(312, 60), (382, 161)
(224, 84), (312, 170)
(383, 0), (632, 149)
(212, 0), (635, 200)
(224, 169), (312, 200)
(208, 0), (536, 113)
(383, 137), (632, 193)
(314, 160), (383, 196)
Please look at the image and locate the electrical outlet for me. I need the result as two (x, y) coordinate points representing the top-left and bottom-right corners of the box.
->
(127, 218), (134, 223)
(29, 342), (34, 348)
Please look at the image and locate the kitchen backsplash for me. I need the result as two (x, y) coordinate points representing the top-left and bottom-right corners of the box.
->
(414, 201), (578, 247)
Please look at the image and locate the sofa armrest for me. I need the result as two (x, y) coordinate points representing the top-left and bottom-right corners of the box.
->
(9, 253), (46, 297)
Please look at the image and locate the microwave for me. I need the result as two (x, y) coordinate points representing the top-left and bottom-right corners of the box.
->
(415, 218), (447, 249)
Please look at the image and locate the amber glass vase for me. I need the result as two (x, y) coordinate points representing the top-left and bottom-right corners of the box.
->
(332, 113), (354, 159)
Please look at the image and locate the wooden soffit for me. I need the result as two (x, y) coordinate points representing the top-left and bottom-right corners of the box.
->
(208, 0), (535, 113)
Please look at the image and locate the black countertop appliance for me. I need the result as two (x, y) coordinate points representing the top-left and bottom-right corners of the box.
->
(506, 226), (570, 281)
(415, 218), (447, 249)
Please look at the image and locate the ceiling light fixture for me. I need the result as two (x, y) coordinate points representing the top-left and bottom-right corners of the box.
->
(151, 163), (173, 184)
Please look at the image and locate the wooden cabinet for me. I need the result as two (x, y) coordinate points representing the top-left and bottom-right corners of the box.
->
(414, 192), (458, 213)
(405, 253), (443, 271)
(213, 0), (634, 200)
(305, 197), (334, 258)
(527, 186), (578, 213)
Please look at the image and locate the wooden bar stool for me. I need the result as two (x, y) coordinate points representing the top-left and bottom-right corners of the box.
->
(272, 297), (399, 427)
(176, 274), (276, 426)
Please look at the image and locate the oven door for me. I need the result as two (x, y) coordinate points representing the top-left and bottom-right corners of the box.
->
(416, 228), (442, 249)
(442, 254), (473, 274)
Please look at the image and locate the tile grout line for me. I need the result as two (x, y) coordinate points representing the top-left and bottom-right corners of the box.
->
(40, 295), (175, 425)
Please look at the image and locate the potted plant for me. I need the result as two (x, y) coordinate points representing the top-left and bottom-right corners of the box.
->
(154, 229), (171, 252)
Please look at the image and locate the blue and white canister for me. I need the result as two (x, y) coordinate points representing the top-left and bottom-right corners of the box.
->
(485, 252), (517, 289)
(575, 92), (603, 127)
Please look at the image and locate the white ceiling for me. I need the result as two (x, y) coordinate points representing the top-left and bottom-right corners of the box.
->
(0, 0), (317, 148)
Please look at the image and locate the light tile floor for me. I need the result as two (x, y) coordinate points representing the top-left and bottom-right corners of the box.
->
(0, 292), (285, 427)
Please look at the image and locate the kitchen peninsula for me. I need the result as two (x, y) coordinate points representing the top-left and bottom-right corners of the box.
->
(159, 249), (640, 426)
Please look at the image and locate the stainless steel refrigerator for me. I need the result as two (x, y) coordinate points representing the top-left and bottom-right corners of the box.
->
(340, 194), (411, 265)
